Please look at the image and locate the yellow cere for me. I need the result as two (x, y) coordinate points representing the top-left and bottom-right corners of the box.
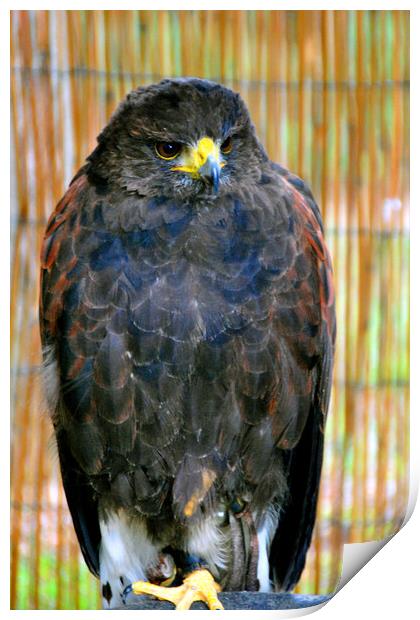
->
(171, 137), (225, 177)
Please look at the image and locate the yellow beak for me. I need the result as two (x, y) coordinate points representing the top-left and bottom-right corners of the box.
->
(171, 137), (223, 191)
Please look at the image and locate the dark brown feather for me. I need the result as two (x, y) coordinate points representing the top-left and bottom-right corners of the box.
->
(39, 78), (335, 591)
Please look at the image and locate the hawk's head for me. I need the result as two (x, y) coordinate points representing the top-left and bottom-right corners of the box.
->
(88, 78), (267, 199)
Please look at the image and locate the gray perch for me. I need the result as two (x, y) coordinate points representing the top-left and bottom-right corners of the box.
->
(118, 592), (332, 610)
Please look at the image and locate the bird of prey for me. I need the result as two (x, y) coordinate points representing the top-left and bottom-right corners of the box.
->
(39, 78), (335, 610)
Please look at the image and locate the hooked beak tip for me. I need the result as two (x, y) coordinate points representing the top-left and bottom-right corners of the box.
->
(199, 156), (221, 193)
(211, 166), (220, 193)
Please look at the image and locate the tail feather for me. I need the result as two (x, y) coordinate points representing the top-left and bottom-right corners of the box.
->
(269, 403), (325, 591)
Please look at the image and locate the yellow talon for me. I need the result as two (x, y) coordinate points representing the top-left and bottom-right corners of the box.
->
(130, 568), (224, 610)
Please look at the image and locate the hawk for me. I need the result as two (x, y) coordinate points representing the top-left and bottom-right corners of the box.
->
(39, 78), (335, 610)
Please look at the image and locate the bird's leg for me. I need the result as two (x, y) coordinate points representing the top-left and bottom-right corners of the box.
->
(146, 552), (177, 587)
(123, 555), (224, 610)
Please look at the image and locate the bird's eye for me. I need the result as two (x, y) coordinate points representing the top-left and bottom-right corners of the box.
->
(220, 136), (233, 155)
(155, 142), (182, 160)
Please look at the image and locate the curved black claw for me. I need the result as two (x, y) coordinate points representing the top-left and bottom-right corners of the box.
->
(122, 584), (133, 605)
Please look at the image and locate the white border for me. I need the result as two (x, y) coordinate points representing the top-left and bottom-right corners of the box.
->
(3, 2), (416, 11)
(3, 4), (416, 619)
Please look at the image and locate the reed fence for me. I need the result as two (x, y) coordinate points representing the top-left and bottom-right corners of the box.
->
(10, 10), (409, 609)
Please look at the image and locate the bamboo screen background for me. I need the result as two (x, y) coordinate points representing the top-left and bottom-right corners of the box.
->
(10, 10), (409, 610)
